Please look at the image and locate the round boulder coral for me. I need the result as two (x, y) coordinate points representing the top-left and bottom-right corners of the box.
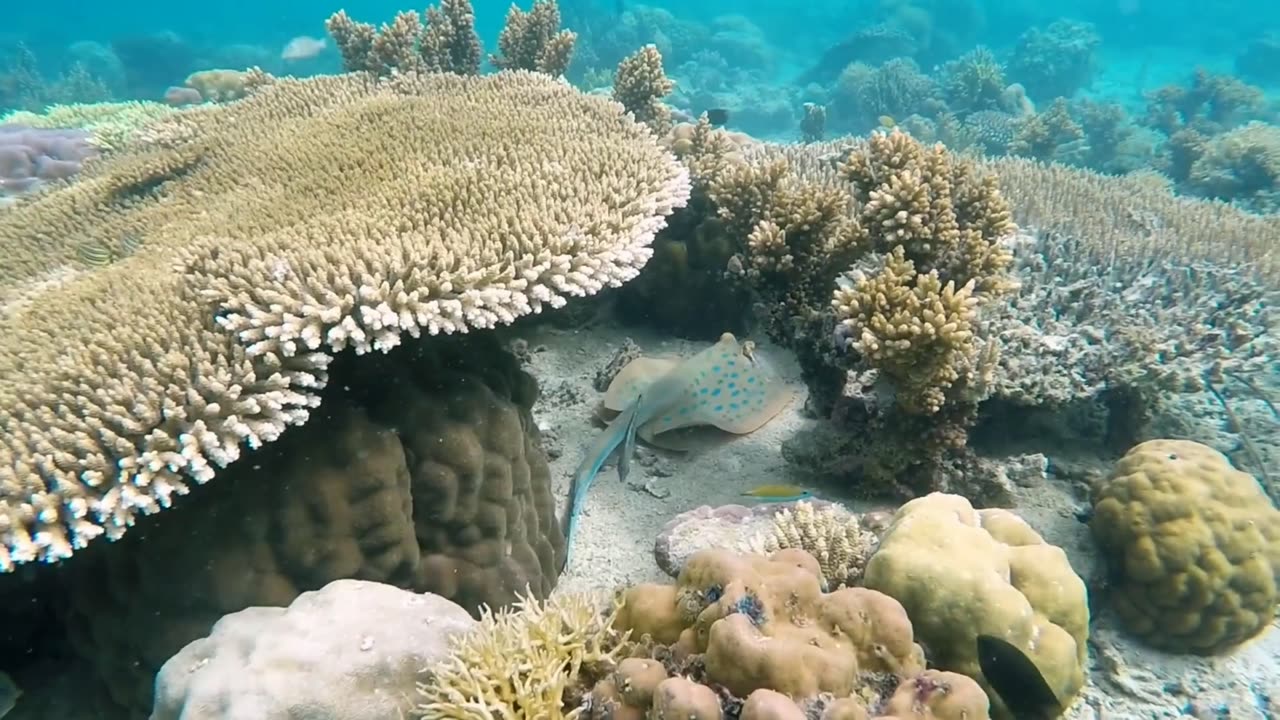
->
(1090, 439), (1280, 654)
(615, 548), (925, 702)
(862, 493), (1088, 720)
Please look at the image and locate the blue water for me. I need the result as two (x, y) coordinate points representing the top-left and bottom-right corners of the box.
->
(4, 0), (1279, 88)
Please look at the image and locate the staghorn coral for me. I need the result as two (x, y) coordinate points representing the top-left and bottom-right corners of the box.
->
(832, 128), (1015, 415)
(840, 128), (1016, 293)
(832, 247), (983, 415)
(0, 71), (690, 571)
(1090, 439), (1280, 655)
(715, 140), (867, 345)
(613, 44), (675, 135)
(416, 590), (628, 718)
(864, 493), (1089, 720)
(326, 0), (482, 76)
(739, 499), (878, 588)
(491, 0), (577, 77)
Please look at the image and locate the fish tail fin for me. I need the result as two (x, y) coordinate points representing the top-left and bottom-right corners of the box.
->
(560, 401), (640, 571)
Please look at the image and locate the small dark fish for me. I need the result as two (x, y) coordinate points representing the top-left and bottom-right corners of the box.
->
(975, 634), (1064, 720)
(704, 108), (730, 126)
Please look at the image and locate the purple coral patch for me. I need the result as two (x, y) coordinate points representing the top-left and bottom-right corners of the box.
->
(0, 125), (99, 200)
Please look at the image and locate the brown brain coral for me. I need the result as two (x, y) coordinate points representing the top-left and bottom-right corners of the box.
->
(1090, 439), (1280, 654)
(0, 70), (690, 571)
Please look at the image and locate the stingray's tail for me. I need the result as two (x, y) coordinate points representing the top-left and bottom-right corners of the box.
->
(559, 400), (640, 571)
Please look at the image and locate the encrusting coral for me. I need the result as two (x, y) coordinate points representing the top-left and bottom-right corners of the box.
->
(1090, 439), (1280, 655)
(0, 70), (690, 571)
(863, 493), (1089, 720)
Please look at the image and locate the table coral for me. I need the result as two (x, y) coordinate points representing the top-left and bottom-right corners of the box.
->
(863, 493), (1089, 720)
(60, 334), (565, 715)
(1090, 439), (1280, 655)
(0, 70), (688, 571)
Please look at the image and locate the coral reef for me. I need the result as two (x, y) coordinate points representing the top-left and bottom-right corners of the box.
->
(325, 0), (483, 75)
(416, 590), (625, 718)
(939, 47), (1006, 114)
(490, 0), (578, 77)
(739, 500), (879, 588)
(863, 493), (1089, 720)
(613, 44), (675, 135)
(0, 70), (689, 570)
(1183, 121), (1280, 213)
(615, 118), (756, 338)
(983, 156), (1277, 419)
(1090, 439), (1280, 655)
(0, 126), (98, 201)
(0, 100), (179, 151)
(613, 548), (925, 702)
(58, 334), (564, 714)
(830, 59), (940, 134)
(152, 580), (477, 720)
(1006, 20), (1101, 102)
(180, 67), (273, 103)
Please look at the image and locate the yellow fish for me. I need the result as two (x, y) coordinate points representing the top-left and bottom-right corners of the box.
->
(878, 115), (897, 128)
(741, 484), (813, 502)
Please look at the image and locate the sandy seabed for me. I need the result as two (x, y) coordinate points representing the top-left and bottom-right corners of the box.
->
(519, 320), (1280, 720)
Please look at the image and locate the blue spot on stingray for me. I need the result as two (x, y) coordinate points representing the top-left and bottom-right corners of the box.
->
(679, 407), (689, 414)
(663, 415), (672, 423)
(730, 402), (739, 409)
(712, 388), (721, 396)
(732, 390), (741, 397)
(728, 359), (737, 366)
(714, 404), (724, 412)
(731, 372), (740, 379)
(700, 388), (709, 395)
(747, 377), (756, 383)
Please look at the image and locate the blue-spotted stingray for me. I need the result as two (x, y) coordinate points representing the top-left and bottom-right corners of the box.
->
(560, 333), (792, 569)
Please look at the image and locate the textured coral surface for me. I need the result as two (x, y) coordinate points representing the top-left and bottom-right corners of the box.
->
(1091, 439), (1280, 654)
